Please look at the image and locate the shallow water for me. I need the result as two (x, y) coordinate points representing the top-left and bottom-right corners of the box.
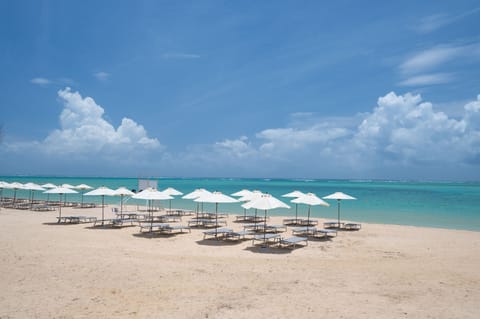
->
(1, 176), (479, 231)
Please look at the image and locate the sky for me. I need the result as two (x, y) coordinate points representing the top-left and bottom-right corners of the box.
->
(1, 0), (480, 180)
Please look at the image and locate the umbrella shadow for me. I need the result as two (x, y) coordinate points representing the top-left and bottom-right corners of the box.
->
(84, 225), (128, 230)
(132, 232), (177, 239)
(196, 239), (243, 246)
(43, 222), (81, 226)
(244, 245), (294, 254)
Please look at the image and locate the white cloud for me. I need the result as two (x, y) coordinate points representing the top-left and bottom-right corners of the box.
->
(30, 77), (51, 85)
(8, 87), (161, 162)
(399, 45), (464, 75)
(414, 8), (480, 33)
(398, 73), (454, 86)
(201, 92), (480, 178)
(93, 72), (110, 81)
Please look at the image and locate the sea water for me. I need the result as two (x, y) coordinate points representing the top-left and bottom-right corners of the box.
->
(1, 176), (479, 231)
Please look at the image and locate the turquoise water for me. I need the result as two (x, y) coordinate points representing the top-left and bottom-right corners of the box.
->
(1, 176), (479, 231)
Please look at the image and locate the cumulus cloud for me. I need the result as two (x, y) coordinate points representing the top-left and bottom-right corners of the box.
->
(204, 92), (480, 178)
(42, 87), (160, 155)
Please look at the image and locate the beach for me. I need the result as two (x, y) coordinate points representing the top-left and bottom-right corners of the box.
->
(0, 205), (479, 318)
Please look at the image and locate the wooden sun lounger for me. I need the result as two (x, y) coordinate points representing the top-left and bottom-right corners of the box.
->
(251, 233), (281, 246)
(324, 221), (345, 229)
(344, 223), (362, 230)
(292, 227), (337, 238)
(57, 216), (97, 224)
(203, 228), (233, 239)
(188, 218), (227, 228)
(31, 204), (56, 211)
(279, 236), (308, 248)
(226, 230), (254, 241)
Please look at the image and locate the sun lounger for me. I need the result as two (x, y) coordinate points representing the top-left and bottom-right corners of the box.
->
(159, 224), (191, 234)
(279, 236), (308, 248)
(344, 223), (362, 230)
(324, 221), (345, 229)
(138, 222), (170, 233)
(203, 228), (233, 239)
(312, 228), (337, 238)
(57, 216), (97, 224)
(226, 230), (254, 241)
(252, 233), (281, 246)
(297, 219), (318, 226)
(31, 204), (56, 211)
(292, 227), (337, 238)
(188, 218), (227, 228)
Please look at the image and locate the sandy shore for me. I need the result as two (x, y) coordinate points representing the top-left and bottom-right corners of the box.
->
(0, 205), (479, 318)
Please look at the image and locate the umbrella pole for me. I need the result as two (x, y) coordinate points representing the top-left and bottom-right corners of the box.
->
(215, 203), (218, 238)
(81, 191), (84, 207)
(101, 195), (105, 226)
(58, 194), (62, 221)
(263, 209), (267, 247)
(295, 203), (298, 224)
(169, 199), (172, 212)
(337, 199), (340, 228)
(306, 205), (311, 232)
(13, 189), (17, 204)
(120, 195), (124, 215)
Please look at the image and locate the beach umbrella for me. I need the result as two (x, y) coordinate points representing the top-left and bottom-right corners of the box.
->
(0, 181), (10, 202)
(242, 194), (290, 246)
(161, 187), (184, 211)
(183, 189), (212, 218)
(60, 184), (76, 205)
(132, 188), (173, 228)
(43, 187), (78, 220)
(84, 187), (116, 226)
(194, 192), (238, 238)
(238, 190), (263, 221)
(323, 192), (357, 228)
(41, 183), (57, 202)
(282, 190), (306, 224)
(6, 182), (24, 204)
(23, 183), (46, 207)
(231, 189), (253, 197)
(113, 187), (135, 214)
(231, 189), (253, 220)
(42, 183), (57, 188)
(75, 184), (93, 206)
(291, 193), (329, 230)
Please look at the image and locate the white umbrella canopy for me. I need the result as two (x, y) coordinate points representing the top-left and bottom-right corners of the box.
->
(6, 182), (25, 203)
(231, 189), (252, 197)
(282, 190), (306, 223)
(75, 184), (93, 206)
(282, 190), (305, 198)
(323, 192), (357, 227)
(23, 183), (46, 206)
(43, 187), (78, 219)
(182, 188), (211, 200)
(61, 183), (76, 189)
(242, 194), (290, 246)
(194, 191), (238, 238)
(161, 187), (183, 210)
(182, 188), (212, 220)
(85, 187), (117, 225)
(132, 188), (173, 226)
(292, 193), (329, 229)
(238, 190), (263, 221)
(41, 183), (57, 188)
(41, 183), (57, 202)
(113, 187), (135, 214)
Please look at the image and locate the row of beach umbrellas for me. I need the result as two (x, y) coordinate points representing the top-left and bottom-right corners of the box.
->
(0, 181), (356, 236)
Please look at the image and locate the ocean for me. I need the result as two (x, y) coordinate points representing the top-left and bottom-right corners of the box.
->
(1, 176), (479, 231)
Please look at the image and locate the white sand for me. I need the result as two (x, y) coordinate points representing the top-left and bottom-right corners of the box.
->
(0, 206), (479, 318)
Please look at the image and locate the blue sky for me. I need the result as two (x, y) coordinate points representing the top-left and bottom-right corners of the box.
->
(1, 0), (480, 180)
